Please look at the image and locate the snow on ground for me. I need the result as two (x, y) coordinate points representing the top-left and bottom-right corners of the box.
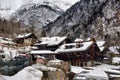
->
(72, 66), (108, 80)
(96, 64), (120, 70)
(86, 64), (120, 74)
(87, 69), (108, 80)
(0, 66), (43, 80)
(112, 57), (120, 64)
(71, 66), (86, 74)
(72, 64), (120, 79)
(86, 64), (120, 78)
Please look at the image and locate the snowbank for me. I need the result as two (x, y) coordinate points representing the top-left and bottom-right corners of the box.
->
(73, 69), (108, 80)
(112, 57), (120, 64)
(71, 66), (86, 74)
(87, 69), (108, 80)
(0, 66), (43, 80)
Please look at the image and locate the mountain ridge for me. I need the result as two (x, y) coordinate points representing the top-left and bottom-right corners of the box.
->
(45, 0), (120, 41)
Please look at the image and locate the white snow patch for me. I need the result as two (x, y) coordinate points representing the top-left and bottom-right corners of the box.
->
(37, 36), (67, 46)
(109, 46), (119, 54)
(87, 69), (108, 80)
(56, 41), (93, 53)
(0, 66), (43, 80)
(71, 66), (86, 74)
(16, 33), (32, 38)
(112, 57), (120, 64)
(96, 41), (105, 47)
(30, 50), (57, 54)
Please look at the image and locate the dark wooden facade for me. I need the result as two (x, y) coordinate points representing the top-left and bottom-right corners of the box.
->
(56, 43), (100, 67)
(15, 33), (37, 46)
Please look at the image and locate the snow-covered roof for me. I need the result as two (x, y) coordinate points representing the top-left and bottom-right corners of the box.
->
(16, 33), (32, 38)
(37, 36), (67, 46)
(31, 46), (38, 49)
(5, 38), (13, 41)
(0, 37), (15, 45)
(48, 37), (67, 46)
(96, 41), (105, 47)
(56, 41), (94, 53)
(30, 50), (57, 54)
(0, 39), (15, 45)
(48, 59), (63, 63)
(74, 38), (84, 42)
(99, 46), (105, 52)
(96, 41), (106, 52)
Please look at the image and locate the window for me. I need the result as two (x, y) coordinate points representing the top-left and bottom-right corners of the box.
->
(65, 45), (75, 49)
(80, 63), (83, 67)
(2, 55), (5, 58)
(76, 44), (83, 48)
(84, 63), (87, 66)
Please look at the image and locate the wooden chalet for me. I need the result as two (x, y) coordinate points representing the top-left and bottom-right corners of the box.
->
(55, 41), (100, 67)
(34, 36), (71, 51)
(15, 33), (37, 46)
(75, 38), (109, 61)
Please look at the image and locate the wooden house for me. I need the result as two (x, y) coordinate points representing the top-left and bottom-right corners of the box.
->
(15, 33), (37, 46)
(75, 38), (109, 61)
(34, 36), (71, 51)
(55, 41), (100, 67)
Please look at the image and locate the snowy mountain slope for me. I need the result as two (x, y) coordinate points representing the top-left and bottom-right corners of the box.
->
(11, 3), (63, 29)
(45, 0), (120, 40)
(7, 0), (79, 30)
(24, 0), (80, 11)
(0, 0), (79, 19)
